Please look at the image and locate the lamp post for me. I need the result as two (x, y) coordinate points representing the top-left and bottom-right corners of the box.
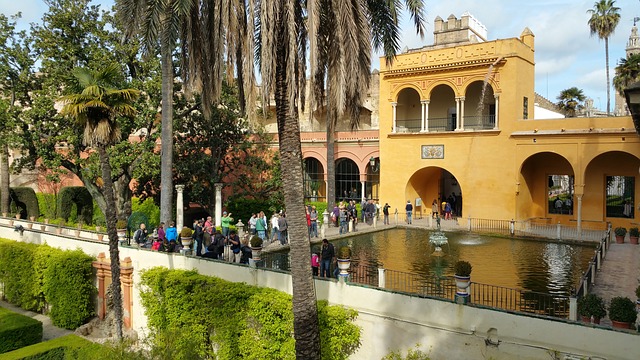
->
(623, 81), (640, 134)
(369, 156), (379, 172)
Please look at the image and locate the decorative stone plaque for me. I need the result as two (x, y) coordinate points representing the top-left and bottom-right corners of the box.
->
(421, 145), (444, 159)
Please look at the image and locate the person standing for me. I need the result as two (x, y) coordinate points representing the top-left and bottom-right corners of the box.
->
(383, 203), (390, 225)
(165, 221), (178, 252)
(278, 213), (288, 245)
(221, 211), (233, 237)
(270, 213), (280, 243)
(194, 219), (204, 256)
(309, 206), (318, 238)
(227, 230), (241, 263)
(320, 239), (335, 277)
(255, 212), (267, 240)
(248, 213), (257, 235)
(405, 200), (413, 224)
(311, 252), (320, 276)
(431, 199), (439, 219)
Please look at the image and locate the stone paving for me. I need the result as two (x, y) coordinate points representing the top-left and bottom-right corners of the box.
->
(588, 238), (640, 328)
(0, 299), (73, 341)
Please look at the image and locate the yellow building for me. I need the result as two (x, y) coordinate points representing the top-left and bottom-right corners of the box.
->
(378, 13), (640, 230)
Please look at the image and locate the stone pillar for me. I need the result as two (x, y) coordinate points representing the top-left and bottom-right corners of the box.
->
(420, 100), (428, 132)
(493, 94), (500, 129)
(459, 96), (465, 130)
(348, 219), (354, 233)
(576, 194), (583, 235)
(391, 102), (397, 133)
(175, 185), (185, 231)
(360, 181), (366, 202)
(569, 296), (577, 321)
(321, 210), (329, 238)
(120, 257), (134, 329)
(373, 215), (377, 228)
(92, 253), (107, 320)
(378, 268), (386, 288)
(236, 220), (244, 239)
(455, 97), (461, 131)
(214, 183), (223, 227)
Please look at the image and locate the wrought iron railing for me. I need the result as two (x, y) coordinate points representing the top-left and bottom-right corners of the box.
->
(428, 117), (455, 132)
(464, 115), (495, 130)
(396, 118), (421, 132)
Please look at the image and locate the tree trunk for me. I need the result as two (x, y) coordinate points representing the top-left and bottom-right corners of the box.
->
(274, 21), (321, 359)
(98, 144), (123, 340)
(0, 144), (9, 214)
(79, 176), (107, 216)
(160, 42), (174, 225)
(605, 37), (610, 116)
(114, 174), (132, 220)
(326, 120), (335, 211)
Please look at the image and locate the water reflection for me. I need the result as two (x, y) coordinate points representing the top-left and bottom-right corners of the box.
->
(264, 228), (596, 297)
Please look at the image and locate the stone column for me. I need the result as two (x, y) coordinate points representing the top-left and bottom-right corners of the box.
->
(420, 100), (426, 132)
(455, 97), (461, 131)
(391, 102), (397, 133)
(361, 181), (366, 202)
(215, 183), (223, 227)
(576, 194), (583, 235)
(459, 96), (465, 130)
(175, 185), (185, 231)
(493, 94), (500, 129)
(321, 210), (329, 238)
(423, 100), (430, 132)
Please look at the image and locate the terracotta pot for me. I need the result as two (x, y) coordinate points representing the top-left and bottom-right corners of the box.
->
(97, 234), (104, 242)
(8, 219), (14, 226)
(55, 228), (62, 235)
(27, 223), (33, 229)
(615, 235), (624, 244)
(15, 213), (21, 219)
(581, 315), (590, 323)
(630, 236), (639, 245)
(611, 320), (631, 329)
(40, 225), (46, 231)
(29, 216), (35, 221)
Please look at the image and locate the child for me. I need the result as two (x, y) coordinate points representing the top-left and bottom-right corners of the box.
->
(311, 252), (319, 276)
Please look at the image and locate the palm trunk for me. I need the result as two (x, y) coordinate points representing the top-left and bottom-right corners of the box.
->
(326, 121), (335, 210)
(605, 37), (610, 115)
(0, 144), (9, 214)
(160, 41), (174, 225)
(274, 25), (321, 359)
(98, 144), (123, 339)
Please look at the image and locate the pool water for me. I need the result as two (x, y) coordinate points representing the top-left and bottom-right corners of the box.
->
(266, 228), (597, 297)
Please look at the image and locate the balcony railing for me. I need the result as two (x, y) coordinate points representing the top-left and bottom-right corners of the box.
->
(464, 115), (495, 130)
(396, 118), (421, 132)
(428, 117), (455, 132)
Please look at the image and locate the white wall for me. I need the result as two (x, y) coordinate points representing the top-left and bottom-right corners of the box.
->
(0, 220), (638, 360)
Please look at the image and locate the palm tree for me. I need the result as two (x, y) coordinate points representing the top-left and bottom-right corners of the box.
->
(60, 65), (139, 339)
(557, 87), (586, 117)
(614, 53), (640, 96)
(256, 1), (424, 357)
(588, 0), (621, 115)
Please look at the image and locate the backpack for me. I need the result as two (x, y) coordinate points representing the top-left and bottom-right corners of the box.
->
(133, 229), (143, 243)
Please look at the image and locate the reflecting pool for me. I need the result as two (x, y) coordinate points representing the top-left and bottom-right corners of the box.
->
(265, 228), (597, 297)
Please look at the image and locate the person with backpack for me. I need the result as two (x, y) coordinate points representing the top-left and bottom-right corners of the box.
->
(227, 230), (241, 263)
(133, 223), (148, 248)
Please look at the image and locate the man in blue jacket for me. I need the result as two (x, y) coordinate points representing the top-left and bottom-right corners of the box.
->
(165, 221), (178, 252)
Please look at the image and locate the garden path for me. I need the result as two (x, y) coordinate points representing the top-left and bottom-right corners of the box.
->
(0, 299), (72, 341)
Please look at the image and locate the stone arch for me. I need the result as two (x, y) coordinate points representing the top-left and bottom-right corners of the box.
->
(463, 80), (496, 130)
(518, 152), (575, 220)
(335, 158), (361, 201)
(428, 84), (457, 131)
(392, 83), (423, 101)
(405, 166), (463, 217)
(303, 156), (326, 202)
(395, 87), (422, 132)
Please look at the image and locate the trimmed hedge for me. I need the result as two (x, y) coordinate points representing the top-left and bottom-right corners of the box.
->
(0, 307), (43, 354)
(0, 334), (97, 360)
(56, 187), (92, 225)
(0, 188), (39, 220)
(140, 267), (361, 359)
(0, 239), (95, 330)
(35, 194), (56, 220)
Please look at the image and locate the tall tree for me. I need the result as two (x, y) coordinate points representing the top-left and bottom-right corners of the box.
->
(588, 0), (621, 115)
(60, 65), (140, 339)
(613, 53), (640, 96)
(557, 87), (586, 117)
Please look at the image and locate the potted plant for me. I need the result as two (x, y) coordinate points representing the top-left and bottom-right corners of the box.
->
(116, 219), (128, 242)
(614, 227), (627, 244)
(454, 260), (473, 302)
(608, 296), (637, 329)
(180, 226), (194, 250)
(337, 246), (352, 277)
(250, 235), (264, 260)
(577, 293), (606, 324)
(629, 227), (639, 245)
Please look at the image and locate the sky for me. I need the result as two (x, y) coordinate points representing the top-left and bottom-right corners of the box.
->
(3, 0), (640, 111)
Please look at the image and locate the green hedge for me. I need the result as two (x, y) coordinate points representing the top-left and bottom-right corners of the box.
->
(35, 194), (56, 220)
(0, 188), (39, 220)
(56, 187), (92, 225)
(0, 334), (97, 360)
(140, 267), (361, 359)
(132, 197), (159, 230)
(0, 239), (95, 329)
(0, 307), (43, 354)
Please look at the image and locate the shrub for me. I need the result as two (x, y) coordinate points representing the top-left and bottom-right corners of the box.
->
(36, 193), (57, 219)
(382, 344), (431, 360)
(0, 188), (39, 220)
(0, 334), (98, 360)
(306, 202), (328, 224)
(116, 219), (127, 229)
(250, 235), (263, 248)
(179, 227), (193, 238)
(577, 293), (606, 319)
(630, 227), (640, 237)
(132, 197), (160, 229)
(225, 198), (277, 227)
(614, 227), (627, 237)
(0, 240), (40, 311)
(454, 260), (472, 277)
(56, 187), (93, 225)
(139, 267), (361, 359)
(608, 296), (637, 323)
(0, 307), (43, 354)
(42, 249), (95, 329)
(338, 246), (351, 259)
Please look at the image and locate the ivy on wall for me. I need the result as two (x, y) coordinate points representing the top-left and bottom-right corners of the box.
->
(140, 267), (361, 359)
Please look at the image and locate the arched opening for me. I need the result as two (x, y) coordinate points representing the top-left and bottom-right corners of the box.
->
(336, 158), (361, 202)
(464, 80), (495, 129)
(406, 167), (463, 218)
(303, 157), (326, 202)
(396, 88), (421, 132)
(428, 85), (456, 131)
(584, 151), (640, 222)
(366, 157), (380, 201)
(518, 152), (574, 220)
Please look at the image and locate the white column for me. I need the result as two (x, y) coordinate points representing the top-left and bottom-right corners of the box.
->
(494, 94), (500, 129)
(361, 181), (366, 201)
(459, 96), (465, 130)
(175, 185), (185, 231)
(214, 183), (223, 227)
(577, 194), (583, 235)
(391, 102), (397, 133)
(424, 100), (430, 132)
(455, 97), (461, 131)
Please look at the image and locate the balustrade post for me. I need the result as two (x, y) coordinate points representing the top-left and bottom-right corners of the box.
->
(429, 216), (432, 228)
(602, 239), (606, 259)
(468, 216), (471, 231)
(556, 222), (561, 240)
(378, 268), (386, 288)
(348, 219), (353, 233)
(591, 263), (596, 285)
(510, 219), (515, 236)
(596, 250), (602, 270)
(583, 279), (588, 296)
(394, 209), (398, 225)
(373, 215), (377, 228)
(569, 296), (578, 321)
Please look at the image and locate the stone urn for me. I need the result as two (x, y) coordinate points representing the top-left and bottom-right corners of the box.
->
(181, 237), (193, 249)
(337, 258), (351, 277)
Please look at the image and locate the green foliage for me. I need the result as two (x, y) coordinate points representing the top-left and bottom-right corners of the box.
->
(139, 267), (361, 359)
(179, 227), (193, 238)
(56, 187), (93, 226)
(629, 227), (639, 237)
(0, 334), (97, 360)
(250, 235), (263, 248)
(116, 219), (127, 229)
(577, 293), (607, 318)
(0, 239), (95, 329)
(614, 227), (627, 236)
(454, 260), (472, 277)
(225, 198), (278, 226)
(42, 249), (95, 329)
(132, 197), (160, 229)
(608, 296), (637, 323)
(5, 188), (39, 220)
(35, 194), (56, 220)
(0, 307), (43, 354)
(306, 202), (328, 224)
(338, 246), (352, 259)
(382, 344), (431, 360)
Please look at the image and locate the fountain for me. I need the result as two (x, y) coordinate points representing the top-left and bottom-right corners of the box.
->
(476, 56), (504, 119)
(428, 216), (448, 256)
